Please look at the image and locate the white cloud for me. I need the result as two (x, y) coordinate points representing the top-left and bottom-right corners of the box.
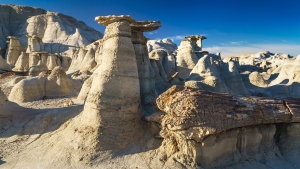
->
(203, 43), (300, 58)
(165, 35), (186, 42)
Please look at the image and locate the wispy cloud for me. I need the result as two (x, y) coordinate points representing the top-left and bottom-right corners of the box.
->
(147, 31), (158, 35)
(230, 41), (247, 45)
(203, 43), (300, 58)
(165, 35), (186, 42)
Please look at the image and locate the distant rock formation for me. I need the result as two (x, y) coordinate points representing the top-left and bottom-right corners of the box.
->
(176, 35), (209, 79)
(147, 38), (177, 53)
(0, 4), (103, 55)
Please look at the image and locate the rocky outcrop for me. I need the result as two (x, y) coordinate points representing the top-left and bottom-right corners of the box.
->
(185, 54), (248, 95)
(147, 85), (300, 168)
(0, 4), (102, 55)
(12, 52), (29, 72)
(176, 36), (208, 79)
(9, 66), (74, 102)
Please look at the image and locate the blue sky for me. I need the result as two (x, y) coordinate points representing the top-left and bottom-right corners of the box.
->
(2, 0), (300, 57)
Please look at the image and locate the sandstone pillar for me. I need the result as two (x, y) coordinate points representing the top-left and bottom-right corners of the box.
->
(6, 36), (25, 67)
(185, 35), (206, 51)
(26, 35), (44, 53)
(130, 21), (161, 116)
(82, 15), (141, 150)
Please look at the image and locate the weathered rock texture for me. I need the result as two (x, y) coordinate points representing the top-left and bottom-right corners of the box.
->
(12, 52), (29, 72)
(79, 15), (142, 151)
(131, 21), (161, 116)
(185, 54), (248, 95)
(176, 36), (208, 79)
(0, 4), (102, 55)
(5, 36), (25, 67)
(9, 66), (74, 102)
(147, 85), (300, 168)
(147, 38), (177, 53)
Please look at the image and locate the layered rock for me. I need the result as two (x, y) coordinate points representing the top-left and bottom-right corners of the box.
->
(79, 15), (142, 151)
(130, 21), (161, 116)
(147, 85), (300, 168)
(6, 36), (25, 67)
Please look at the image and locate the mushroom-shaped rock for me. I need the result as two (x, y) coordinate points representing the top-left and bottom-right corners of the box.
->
(95, 15), (135, 26)
(78, 15), (142, 152)
(6, 36), (25, 67)
(130, 21), (160, 116)
(185, 35), (206, 51)
(130, 21), (161, 32)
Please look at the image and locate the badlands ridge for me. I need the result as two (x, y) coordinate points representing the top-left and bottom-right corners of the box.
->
(0, 4), (300, 169)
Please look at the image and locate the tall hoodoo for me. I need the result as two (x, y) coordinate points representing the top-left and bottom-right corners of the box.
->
(176, 35), (208, 79)
(81, 15), (141, 150)
(130, 21), (161, 116)
(6, 36), (25, 67)
(26, 35), (44, 53)
(185, 35), (206, 51)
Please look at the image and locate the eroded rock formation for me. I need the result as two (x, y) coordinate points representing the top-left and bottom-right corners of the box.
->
(0, 5), (103, 54)
(6, 36), (25, 67)
(147, 85), (300, 168)
(131, 21), (161, 116)
(9, 66), (74, 102)
(176, 35), (208, 79)
(79, 15), (142, 151)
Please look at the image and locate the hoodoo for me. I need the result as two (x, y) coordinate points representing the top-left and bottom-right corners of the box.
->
(81, 15), (142, 150)
(130, 20), (161, 116)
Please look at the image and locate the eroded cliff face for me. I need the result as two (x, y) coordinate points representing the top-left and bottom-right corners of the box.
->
(0, 5), (103, 55)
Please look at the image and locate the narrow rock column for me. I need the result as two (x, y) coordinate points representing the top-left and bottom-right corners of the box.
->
(185, 35), (206, 51)
(82, 15), (141, 150)
(6, 36), (25, 67)
(130, 21), (161, 116)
